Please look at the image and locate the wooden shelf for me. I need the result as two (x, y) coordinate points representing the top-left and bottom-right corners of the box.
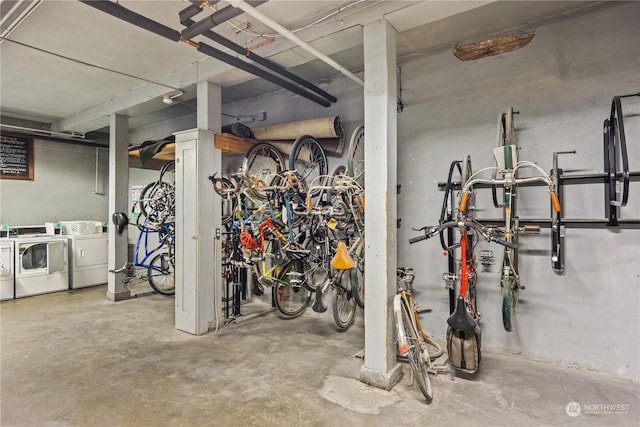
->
(129, 133), (258, 160)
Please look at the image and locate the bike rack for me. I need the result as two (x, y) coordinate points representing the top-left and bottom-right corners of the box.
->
(435, 94), (639, 279)
(438, 94), (639, 227)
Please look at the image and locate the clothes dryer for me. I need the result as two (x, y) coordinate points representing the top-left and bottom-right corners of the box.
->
(67, 233), (108, 289)
(0, 239), (15, 301)
(15, 235), (68, 298)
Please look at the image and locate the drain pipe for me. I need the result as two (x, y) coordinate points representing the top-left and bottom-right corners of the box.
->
(228, 0), (364, 87)
(80, 0), (332, 107)
(181, 1), (268, 40)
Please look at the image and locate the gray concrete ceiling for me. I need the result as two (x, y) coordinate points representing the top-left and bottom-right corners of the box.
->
(0, 0), (599, 143)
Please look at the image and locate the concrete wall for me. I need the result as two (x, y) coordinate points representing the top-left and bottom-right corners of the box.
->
(397, 2), (640, 381)
(0, 140), (109, 225)
(0, 138), (169, 244)
(220, 2), (640, 381)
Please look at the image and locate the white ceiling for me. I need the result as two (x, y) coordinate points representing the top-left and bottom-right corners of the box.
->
(0, 0), (598, 143)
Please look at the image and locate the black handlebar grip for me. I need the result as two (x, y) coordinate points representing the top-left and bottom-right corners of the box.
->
(409, 234), (428, 244)
(497, 239), (517, 250)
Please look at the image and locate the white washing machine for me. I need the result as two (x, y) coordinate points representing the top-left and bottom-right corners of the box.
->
(0, 239), (15, 301)
(14, 235), (69, 298)
(67, 233), (108, 289)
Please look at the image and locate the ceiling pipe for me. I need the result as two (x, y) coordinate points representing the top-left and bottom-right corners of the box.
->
(228, 0), (364, 87)
(181, 19), (337, 103)
(79, 0), (181, 42)
(178, 1), (218, 24)
(197, 42), (331, 107)
(79, 0), (332, 107)
(178, 0), (335, 102)
(181, 0), (268, 41)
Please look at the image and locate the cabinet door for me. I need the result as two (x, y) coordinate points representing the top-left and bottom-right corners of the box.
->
(47, 241), (66, 274)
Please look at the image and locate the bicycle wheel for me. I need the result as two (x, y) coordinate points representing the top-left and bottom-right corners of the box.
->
(347, 125), (364, 186)
(138, 181), (174, 228)
(289, 135), (328, 189)
(351, 240), (365, 309)
(273, 260), (313, 318)
(242, 143), (286, 200)
(400, 298), (432, 400)
(502, 218), (520, 331)
(148, 252), (175, 295)
(212, 176), (237, 225)
(459, 155), (473, 220)
(332, 270), (357, 330)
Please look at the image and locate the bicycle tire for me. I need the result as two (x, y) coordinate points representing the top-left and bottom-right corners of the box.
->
(492, 107), (516, 208)
(460, 154), (473, 219)
(263, 171), (306, 230)
(212, 176), (237, 225)
(289, 135), (328, 189)
(148, 252), (175, 295)
(347, 125), (364, 186)
(399, 298), (432, 400)
(138, 181), (174, 228)
(332, 270), (357, 330)
(273, 260), (313, 318)
(242, 142), (286, 200)
(461, 154), (472, 188)
(502, 217), (520, 331)
(351, 241), (365, 309)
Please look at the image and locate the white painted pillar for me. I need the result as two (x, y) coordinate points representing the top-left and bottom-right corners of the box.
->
(359, 20), (401, 390)
(106, 114), (131, 302)
(173, 82), (222, 335)
(197, 81), (222, 133)
(174, 129), (221, 334)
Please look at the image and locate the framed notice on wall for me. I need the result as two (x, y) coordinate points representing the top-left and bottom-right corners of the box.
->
(0, 134), (34, 180)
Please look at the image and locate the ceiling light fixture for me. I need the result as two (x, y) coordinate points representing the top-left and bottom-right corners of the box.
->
(452, 32), (536, 61)
(162, 90), (184, 104)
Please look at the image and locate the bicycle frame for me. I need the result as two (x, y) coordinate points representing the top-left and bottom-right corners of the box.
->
(134, 219), (174, 271)
(393, 267), (446, 401)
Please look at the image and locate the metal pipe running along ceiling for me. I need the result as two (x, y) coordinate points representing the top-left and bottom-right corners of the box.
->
(178, 1), (337, 103)
(79, 0), (336, 107)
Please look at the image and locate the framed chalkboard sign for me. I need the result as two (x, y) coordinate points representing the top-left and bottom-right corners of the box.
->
(0, 134), (34, 180)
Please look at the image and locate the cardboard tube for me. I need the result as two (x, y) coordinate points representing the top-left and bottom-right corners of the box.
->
(252, 116), (343, 140)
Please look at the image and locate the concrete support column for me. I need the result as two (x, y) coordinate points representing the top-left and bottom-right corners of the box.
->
(359, 20), (401, 389)
(197, 81), (222, 133)
(106, 114), (131, 302)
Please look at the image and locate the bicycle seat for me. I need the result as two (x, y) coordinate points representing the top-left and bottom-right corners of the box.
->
(447, 295), (477, 331)
(112, 212), (129, 236)
(331, 241), (354, 269)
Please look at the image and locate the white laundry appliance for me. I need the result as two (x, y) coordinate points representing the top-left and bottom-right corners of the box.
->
(67, 233), (108, 289)
(14, 235), (69, 298)
(0, 239), (15, 301)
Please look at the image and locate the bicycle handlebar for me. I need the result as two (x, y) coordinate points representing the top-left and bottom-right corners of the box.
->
(409, 220), (517, 249)
(459, 174), (561, 214)
(408, 234), (428, 244)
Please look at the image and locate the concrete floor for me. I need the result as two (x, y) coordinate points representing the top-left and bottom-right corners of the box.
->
(1, 284), (638, 427)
